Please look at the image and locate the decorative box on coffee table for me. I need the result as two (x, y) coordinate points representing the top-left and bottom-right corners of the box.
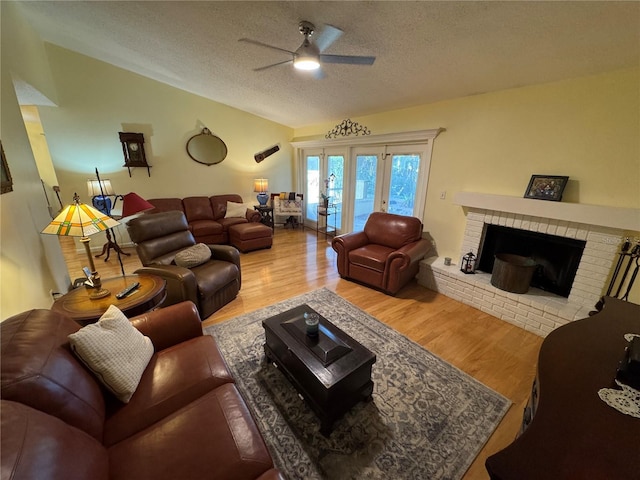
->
(262, 304), (376, 435)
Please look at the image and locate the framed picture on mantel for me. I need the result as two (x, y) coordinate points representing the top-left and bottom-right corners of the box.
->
(524, 175), (569, 202)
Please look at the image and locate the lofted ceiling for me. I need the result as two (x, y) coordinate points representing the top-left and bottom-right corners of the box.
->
(14, 1), (640, 129)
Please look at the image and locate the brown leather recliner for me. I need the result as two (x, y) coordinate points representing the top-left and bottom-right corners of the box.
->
(126, 210), (241, 319)
(332, 212), (433, 295)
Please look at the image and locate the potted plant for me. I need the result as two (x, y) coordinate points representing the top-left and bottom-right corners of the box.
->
(320, 192), (330, 208)
(320, 173), (335, 208)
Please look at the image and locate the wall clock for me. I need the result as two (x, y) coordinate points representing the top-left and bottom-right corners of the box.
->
(118, 132), (151, 176)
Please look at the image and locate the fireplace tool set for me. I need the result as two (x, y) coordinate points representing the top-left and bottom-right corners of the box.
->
(593, 238), (640, 312)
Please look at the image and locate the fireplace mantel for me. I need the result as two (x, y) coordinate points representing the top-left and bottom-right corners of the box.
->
(454, 192), (640, 231)
(419, 191), (635, 336)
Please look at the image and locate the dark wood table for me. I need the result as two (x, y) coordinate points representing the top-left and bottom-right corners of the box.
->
(254, 205), (274, 231)
(52, 274), (166, 325)
(262, 304), (376, 435)
(485, 297), (640, 480)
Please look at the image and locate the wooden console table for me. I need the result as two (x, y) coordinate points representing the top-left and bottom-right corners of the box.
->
(52, 274), (166, 325)
(485, 297), (640, 480)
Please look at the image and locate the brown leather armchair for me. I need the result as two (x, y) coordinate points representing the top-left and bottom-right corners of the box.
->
(332, 212), (433, 295)
(126, 210), (241, 319)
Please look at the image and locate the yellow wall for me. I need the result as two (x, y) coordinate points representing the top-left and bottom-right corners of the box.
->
(36, 44), (294, 268)
(1, 2), (69, 319)
(39, 44), (295, 207)
(21, 106), (61, 215)
(295, 68), (640, 302)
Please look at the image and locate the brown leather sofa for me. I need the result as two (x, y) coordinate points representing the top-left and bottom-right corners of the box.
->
(147, 194), (261, 244)
(0, 301), (284, 480)
(332, 212), (434, 295)
(126, 210), (241, 318)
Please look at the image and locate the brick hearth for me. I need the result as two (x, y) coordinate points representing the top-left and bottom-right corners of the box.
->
(417, 193), (635, 337)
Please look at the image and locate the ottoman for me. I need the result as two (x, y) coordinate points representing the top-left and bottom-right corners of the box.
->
(229, 223), (273, 253)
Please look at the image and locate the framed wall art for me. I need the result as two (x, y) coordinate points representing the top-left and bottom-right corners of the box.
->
(524, 175), (569, 202)
(1, 141), (13, 195)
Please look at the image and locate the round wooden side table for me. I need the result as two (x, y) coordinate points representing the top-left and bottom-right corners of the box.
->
(52, 274), (166, 326)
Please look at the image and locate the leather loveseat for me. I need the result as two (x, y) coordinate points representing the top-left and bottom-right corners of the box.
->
(0, 301), (284, 480)
(147, 194), (261, 244)
(332, 212), (433, 295)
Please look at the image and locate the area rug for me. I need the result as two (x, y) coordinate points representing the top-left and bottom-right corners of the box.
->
(204, 288), (510, 480)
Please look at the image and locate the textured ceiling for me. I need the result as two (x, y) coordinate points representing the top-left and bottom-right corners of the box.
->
(15, 1), (640, 128)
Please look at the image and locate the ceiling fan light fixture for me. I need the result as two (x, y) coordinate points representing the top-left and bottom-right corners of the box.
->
(294, 55), (320, 70)
(294, 38), (320, 70)
(241, 20), (375, 74)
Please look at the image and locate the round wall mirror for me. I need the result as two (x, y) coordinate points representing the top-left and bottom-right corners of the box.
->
(186, 128), (227, 166)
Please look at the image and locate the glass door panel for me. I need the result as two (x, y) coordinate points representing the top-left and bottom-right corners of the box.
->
(306, 154), (320, 223)
(387, 154), (420, 216)
(353, 153), (380, 232)
(327, 155), (344, 232)
(385, 144), (430, 220)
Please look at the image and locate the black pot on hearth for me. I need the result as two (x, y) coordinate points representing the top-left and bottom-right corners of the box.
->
(491, 253), (537, 294)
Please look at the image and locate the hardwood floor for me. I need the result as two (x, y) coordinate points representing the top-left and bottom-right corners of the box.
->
(60, 227), (543, 480)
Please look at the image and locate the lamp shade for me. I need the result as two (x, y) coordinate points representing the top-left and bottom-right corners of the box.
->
(87, 179), (115, 197)
(42, 195), (119, 237)
(41, 193), (117, 299)
(293, 40), (320, 71)
(121, 192), (155, 218)
(253, 178), (268, 193)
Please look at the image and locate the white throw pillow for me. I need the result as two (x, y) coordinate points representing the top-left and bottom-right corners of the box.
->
(68, 305), (154, 403)
(224, 201), (250, 219)
(174, 243), (211, 268)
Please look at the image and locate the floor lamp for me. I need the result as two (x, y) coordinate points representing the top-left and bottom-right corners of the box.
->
(88, 170), (130, 263)
(41, 193), (120, 299)
(92, 190), (154, 277)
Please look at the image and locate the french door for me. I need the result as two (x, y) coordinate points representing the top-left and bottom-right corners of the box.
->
(352, 145), (430, 232)
(295, 129), (441, 235)
(303, 149), (345, 230)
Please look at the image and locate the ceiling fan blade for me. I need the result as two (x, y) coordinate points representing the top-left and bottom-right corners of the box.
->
(311, 68), (326, 80)
(315, 24), (343, 53)
(238, 38), (295, 56)
(320, 54), (376, 65)
(254, 59), (293, 72)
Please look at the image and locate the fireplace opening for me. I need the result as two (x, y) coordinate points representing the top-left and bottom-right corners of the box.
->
(477, 224), (586, 297)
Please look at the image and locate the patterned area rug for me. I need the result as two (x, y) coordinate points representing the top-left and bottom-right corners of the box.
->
(204, 288), (510, 480)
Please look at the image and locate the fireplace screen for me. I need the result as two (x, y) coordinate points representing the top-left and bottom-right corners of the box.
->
(477, 224), (586, 297)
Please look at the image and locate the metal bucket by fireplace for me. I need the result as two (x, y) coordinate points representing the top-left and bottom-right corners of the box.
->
(491, 253), (537, 294)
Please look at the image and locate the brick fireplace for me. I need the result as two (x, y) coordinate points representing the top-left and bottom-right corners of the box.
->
(417, 192), (638, 337)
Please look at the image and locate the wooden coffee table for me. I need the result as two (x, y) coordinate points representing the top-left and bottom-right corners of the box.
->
(52, 274), (166, 325)
(262, 304), (376, 435)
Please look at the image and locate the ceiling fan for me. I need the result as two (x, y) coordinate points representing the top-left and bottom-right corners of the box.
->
(239, 21), (375, 75)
